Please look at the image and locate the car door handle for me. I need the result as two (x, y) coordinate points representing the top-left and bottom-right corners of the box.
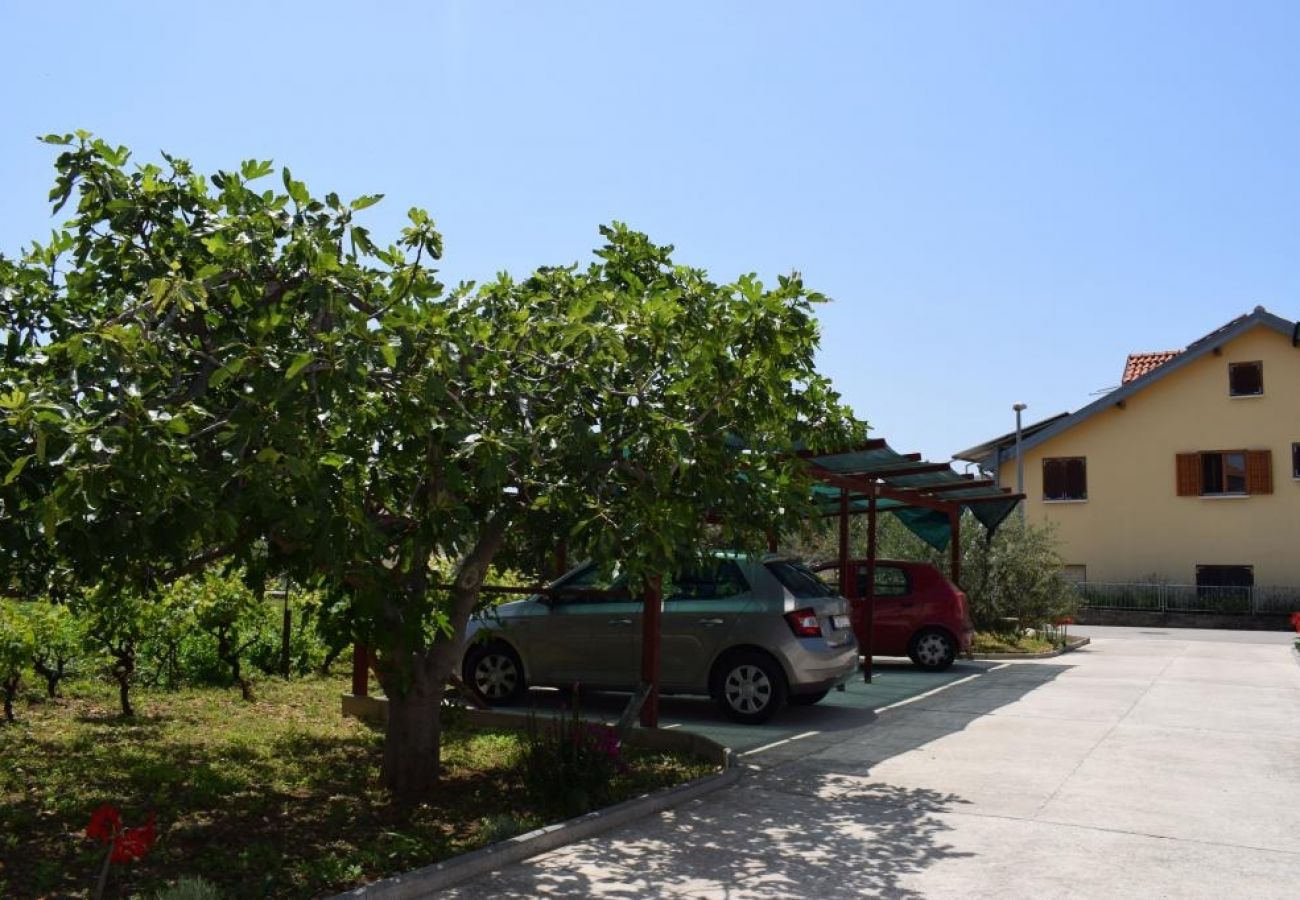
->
(608, 618), (633, 626)
(697, 618), (726, 626)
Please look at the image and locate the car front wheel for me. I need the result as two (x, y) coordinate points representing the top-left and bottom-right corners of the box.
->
(712, 650), (788, 724)
(464, 642), (527, 705)
(909, 628), (957, 672)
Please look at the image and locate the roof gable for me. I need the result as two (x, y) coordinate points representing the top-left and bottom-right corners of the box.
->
(961, 307), (1297, 469)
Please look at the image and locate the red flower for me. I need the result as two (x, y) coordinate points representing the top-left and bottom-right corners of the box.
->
(1053, 616), (1075, 626)
(86, 805), (121, 844)
(110, 814), (156, 863)
(1290, 611), (1300, 634)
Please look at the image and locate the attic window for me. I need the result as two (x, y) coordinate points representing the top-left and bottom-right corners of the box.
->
(1229, 361), (1263, 396)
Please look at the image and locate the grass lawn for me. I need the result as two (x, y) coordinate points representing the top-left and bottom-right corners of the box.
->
(971, 631), (1062, 654)
(0, 676), (715, 898)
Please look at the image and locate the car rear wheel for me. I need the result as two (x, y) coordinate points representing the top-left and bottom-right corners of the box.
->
(788, 689), (830, 707)
(909, 628), (957, 672)
(464, 642), (527, 705)
(712, 650), (787, 724)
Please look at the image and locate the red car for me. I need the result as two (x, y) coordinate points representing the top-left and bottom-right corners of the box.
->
(813, 559), (973, 671)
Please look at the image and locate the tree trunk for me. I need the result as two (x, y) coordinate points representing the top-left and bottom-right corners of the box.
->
(319, 642), (344, 676)
(217, 629), (254, 701)
(377, 510), (510, 803)
(2, 675), (17, 722)
(116, 672), (133, 718)
(380, 664), (444, 801)
(113, 644), (135, 717)
(34, 657), (64, 699)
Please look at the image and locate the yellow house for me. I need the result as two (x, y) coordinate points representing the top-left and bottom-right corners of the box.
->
(955, 306), (1300, 594)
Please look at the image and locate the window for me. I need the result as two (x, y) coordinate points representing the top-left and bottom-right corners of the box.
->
(1228, 361), (1263, 396)
(1043, 457), (1087, 500)
(1202, 451), (1247, 495)
(668, 561), (749, 600)
(1176, 450), (1273, 496)
(1195, 565), (1253, 605)
(550, 564), (630, 604)
(1292, 443), (1300, 479)
(766, 561), (836, 599)
(853, 564), (910, 598)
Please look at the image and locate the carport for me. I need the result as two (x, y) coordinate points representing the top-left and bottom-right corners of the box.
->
(348, 438), (1023, 726)
(800, 439), (1022, 680)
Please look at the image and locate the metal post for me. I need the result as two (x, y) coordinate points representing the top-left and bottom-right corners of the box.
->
(639, 575), (663, 728)
(1013, 402), (1027, 524)
(864, 491), (877, 684)
(280, 576), (292, 679)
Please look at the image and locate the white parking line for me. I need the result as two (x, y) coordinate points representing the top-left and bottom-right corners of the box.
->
(871, 665), (1002, 713)
(739, 729), (822, 757)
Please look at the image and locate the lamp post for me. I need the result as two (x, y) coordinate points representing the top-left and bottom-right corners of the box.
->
(1013, 402), (1027, 524)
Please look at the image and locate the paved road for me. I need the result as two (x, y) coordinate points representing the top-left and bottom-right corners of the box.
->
(1073, 623), (1296, 645)
(447, 635), (1300, 898)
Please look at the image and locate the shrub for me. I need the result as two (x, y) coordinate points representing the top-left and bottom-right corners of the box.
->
(521, 700), (628, 817)
(0, 602), (34, 721)
(27, 600), (84, 698)
(74, 585), (160, 717)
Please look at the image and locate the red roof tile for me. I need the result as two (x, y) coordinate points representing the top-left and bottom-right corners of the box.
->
(1122, 350), (1181, 384)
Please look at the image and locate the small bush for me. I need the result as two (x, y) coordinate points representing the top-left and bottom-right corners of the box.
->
(0, 602), (34, 722)
(521, 700), (627, 817)
(155, 875), (221, 899)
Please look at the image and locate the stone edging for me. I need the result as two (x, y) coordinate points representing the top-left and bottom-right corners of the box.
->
(970, 635), (1091, 661)
(332, 705), (737, 898)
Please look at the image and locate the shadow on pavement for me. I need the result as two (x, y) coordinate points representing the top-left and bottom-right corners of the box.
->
(444, 660), (1073, 897)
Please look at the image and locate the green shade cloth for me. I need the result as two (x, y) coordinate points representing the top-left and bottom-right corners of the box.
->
(806, 445), (1019, 551)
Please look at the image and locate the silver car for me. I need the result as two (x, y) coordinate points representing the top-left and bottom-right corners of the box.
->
(461, 554), (858, 723)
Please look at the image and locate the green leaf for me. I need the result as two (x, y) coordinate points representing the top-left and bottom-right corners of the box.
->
(380, 343), (397, 368)
(319, 452), (348, 468)
(3, 455), (31, 485)
(350, 194), (384, 211)
(240, 159), (275, 181)
(285, 352), (314, 380)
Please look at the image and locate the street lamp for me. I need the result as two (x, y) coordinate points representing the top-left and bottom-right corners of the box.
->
(1013, 403), (1027, 523)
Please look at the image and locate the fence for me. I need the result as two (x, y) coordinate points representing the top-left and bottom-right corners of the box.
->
(1077, 582), (1300, 616)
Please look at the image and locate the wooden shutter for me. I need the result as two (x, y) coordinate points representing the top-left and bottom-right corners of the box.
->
(1176, 453), (1200, 496)
(1246, 449), (1273, 495)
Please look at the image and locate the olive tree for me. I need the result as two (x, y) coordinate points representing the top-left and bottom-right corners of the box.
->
(0, 134), (859, 799)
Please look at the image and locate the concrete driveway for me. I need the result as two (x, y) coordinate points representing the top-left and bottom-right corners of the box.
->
(446, 628), (1300, 898)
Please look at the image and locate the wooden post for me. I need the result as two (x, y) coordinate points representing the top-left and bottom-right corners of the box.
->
(555, 540), (568, 578)
(837, 489), (850, 598)
(766, 530), (779, 553)
(864, 492), (877, 683)
(949, 509), (962, 585)
(639, 575), (664, 728)
(351, 644), (369, 698)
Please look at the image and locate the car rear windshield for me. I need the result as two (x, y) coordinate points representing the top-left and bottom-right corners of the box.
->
(766, 561), (837, 599)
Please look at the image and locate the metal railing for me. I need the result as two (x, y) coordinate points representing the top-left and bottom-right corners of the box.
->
(1077, 582), (1300, 615)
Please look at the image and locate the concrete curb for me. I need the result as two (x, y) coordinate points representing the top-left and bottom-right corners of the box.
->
(334, 768), (741, 899)
(332, 710), (737, 898)
(970, 635), (1091, 661)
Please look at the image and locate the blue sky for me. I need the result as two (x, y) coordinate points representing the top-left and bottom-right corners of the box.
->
(3, 1), (1299, 461)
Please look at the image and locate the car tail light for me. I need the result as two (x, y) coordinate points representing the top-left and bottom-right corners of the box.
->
(785, 608), (823, 638)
